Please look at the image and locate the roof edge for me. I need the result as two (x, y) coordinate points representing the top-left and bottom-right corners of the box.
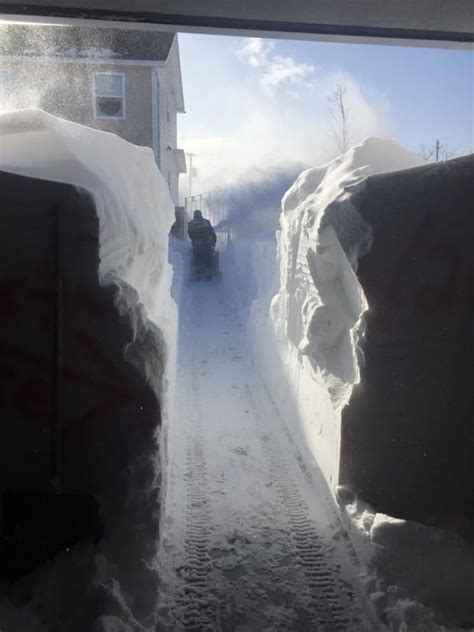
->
(167, 34), (185, 113)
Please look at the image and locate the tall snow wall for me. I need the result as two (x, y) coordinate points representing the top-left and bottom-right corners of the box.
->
(341, 153), (474, 525)
(247, 138), (423, 489)
(0, 110), (176, 630)
(243, 140), (473, 530)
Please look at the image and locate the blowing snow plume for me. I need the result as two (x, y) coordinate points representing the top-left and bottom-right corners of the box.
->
(178, 35), (393, 198)
(214, 164), (307, 237)
(0, 24), (112, 111)
(0, 23), (175, 113)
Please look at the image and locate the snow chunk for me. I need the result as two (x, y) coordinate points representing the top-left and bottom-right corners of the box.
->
(342, 495), (474, 631)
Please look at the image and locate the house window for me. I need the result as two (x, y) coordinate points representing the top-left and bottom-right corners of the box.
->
(94, 73), (124, 118)
(0, 70), (11, 97)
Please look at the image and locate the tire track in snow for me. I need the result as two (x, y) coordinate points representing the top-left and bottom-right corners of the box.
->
(245, 384), (369, 631)
(254, 375), (383, 631)
(173, 356), (217, 631)
(161, 281), (375, 631)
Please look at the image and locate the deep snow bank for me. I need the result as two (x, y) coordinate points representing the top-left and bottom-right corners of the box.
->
(338, 492), (474, 631)
(0, 110), (177, 631)
(247, 138), (422, 488)
(340, 153), (474, 527)
(271, 138), (422, 409)
(0, 108), (177, 424)
(0, 109), (176, 344)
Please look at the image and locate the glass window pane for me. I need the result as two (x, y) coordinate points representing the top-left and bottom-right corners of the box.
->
(94, 74), (123, 97)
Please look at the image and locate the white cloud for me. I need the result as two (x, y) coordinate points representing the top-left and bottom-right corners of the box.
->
(235, 37), (273, 68)
(262, 55), (314, 88)
(236, 37), (315, 89)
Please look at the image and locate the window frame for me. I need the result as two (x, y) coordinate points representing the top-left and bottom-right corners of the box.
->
(0, 69), (12, 97)
(93, 71), (126, 120)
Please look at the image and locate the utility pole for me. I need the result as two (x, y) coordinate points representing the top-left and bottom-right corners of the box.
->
(435, 139), (440, 162)
(186, 152), (197, 197)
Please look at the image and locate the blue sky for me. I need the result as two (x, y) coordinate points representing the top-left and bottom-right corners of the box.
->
(178, 33), (473, 192)
(273, 39), (473, 147)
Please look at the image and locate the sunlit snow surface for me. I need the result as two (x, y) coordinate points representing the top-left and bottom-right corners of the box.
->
(272, 137), (423, 409)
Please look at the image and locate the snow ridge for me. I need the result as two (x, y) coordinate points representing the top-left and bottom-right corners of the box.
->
(271, 137), (422, 410)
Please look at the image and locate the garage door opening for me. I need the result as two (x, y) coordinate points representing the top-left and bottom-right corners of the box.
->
(0, 18), (473, 632)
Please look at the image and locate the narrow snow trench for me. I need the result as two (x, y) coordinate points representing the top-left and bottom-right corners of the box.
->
(158, 278), (375, 632)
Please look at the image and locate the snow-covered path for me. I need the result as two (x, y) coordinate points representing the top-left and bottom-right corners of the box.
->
(157, 279), (377, 631)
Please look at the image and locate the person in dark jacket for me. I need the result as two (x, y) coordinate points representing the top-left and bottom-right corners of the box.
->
(187, 210), (217, 268)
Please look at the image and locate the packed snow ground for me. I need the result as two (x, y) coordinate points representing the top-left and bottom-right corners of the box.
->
(157, 265), (380, 631)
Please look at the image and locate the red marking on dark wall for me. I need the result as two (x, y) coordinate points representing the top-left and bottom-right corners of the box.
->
(0, 276), (29, 319)
(358, 211), (474, 332)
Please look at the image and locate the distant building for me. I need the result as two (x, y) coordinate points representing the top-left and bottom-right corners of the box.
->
(0, 24), (186, 205)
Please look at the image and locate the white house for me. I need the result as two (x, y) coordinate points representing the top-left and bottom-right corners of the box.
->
(0, 24), (186, 204)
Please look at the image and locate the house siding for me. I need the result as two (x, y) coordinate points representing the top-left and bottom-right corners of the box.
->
(0, 50), (184, 205)
(0, 59), (153, 150)
(156, 53), (180, 204)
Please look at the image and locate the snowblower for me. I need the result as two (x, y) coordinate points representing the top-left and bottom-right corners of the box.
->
(190, 244), (219, 281)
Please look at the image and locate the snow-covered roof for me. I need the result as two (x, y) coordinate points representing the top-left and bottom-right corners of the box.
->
(0, 24), (176, 62)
